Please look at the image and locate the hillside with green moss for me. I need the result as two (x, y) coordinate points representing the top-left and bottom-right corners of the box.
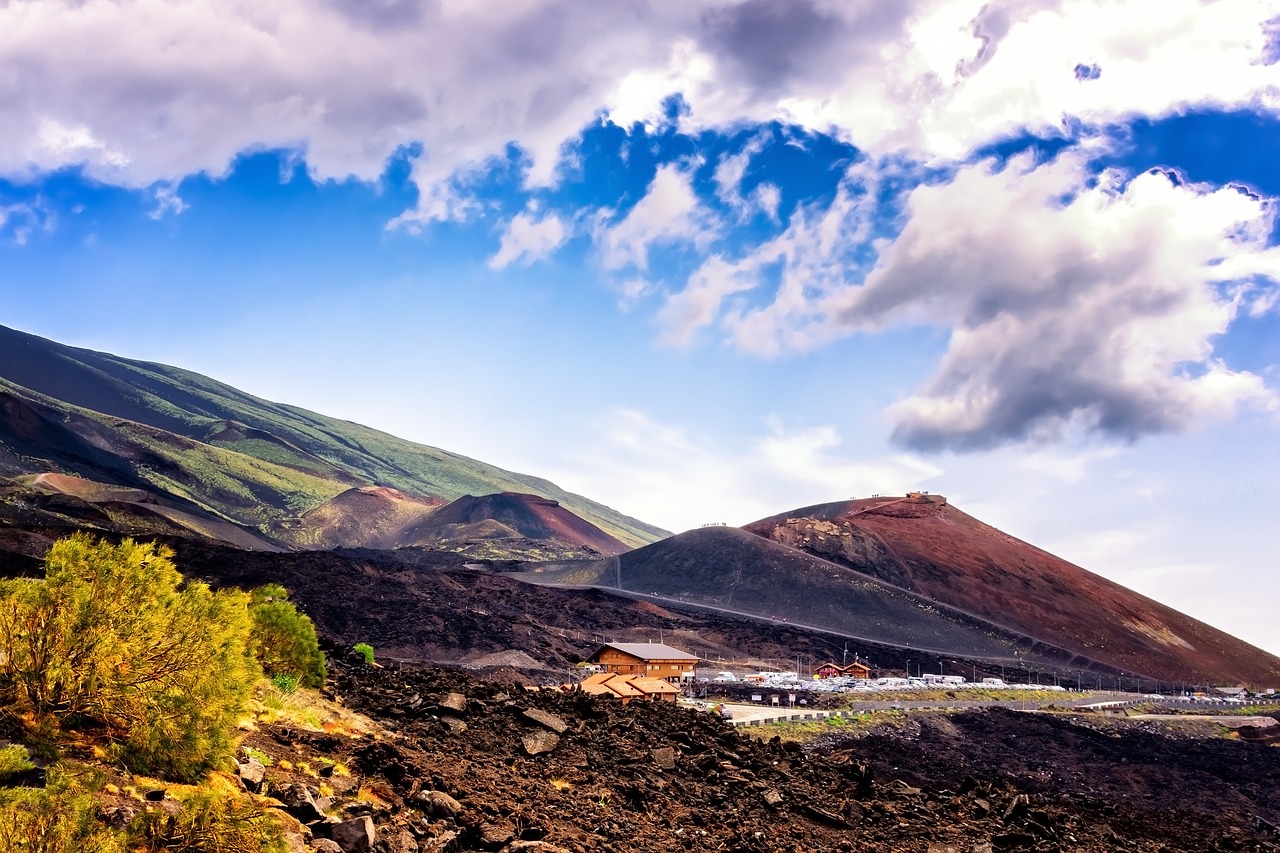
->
(0, 324), (666, 549)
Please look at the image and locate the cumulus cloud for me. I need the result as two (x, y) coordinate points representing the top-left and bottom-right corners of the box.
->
(598, 163), (716, 271)
(660, 150), (1279, 450)
(836, 154), (1278, 450)
(4, 0), (1276, 221)
(488, 210), (568, 270)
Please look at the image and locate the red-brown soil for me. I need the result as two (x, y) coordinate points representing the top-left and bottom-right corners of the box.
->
(745, 496), (1280, 685)
(276, 485), (446, 549)
(395, 492), (630, 556)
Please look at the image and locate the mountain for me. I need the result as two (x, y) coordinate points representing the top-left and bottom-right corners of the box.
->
(0, 324), (667, 549)
(742, 494), (1280, 685)
(392, 492), (630, 557)
(521, 525), (1088, 668)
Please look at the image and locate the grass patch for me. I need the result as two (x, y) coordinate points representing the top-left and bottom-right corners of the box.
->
(743, 710), (907, 743)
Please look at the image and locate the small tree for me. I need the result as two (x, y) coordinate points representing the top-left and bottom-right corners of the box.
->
(248, 585), (326, 689)
(0, 534), (259, 781)
(353, 643), (375, 665)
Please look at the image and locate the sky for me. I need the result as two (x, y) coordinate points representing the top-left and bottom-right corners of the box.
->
(1, 0), (1279, 655)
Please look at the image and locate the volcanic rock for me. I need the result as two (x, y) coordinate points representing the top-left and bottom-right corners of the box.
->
(522, 731), (560, 756)
(331, 815), (376, 853)
(237, 756), (267, 792)
(522, 709), (568, 734)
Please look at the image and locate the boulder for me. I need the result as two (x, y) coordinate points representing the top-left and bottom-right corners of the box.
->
(442, 717), (468, 735)
(650, 747), (676, 770)
(331, 815), (376, 853)
(522, 731), (560, 756)
(279, 783), (329, 824)
(439, 692), (468, 714)
(414, 789), (463, 819)
(522, 709), (568, 734)
(237, 757), (267, 793)
(479, 822), (515, 846)
(310, 841), (343, 853)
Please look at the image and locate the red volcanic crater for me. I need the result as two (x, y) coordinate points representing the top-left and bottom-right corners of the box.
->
(745, 494), (1280, 685)
(395, 491), (630, 556)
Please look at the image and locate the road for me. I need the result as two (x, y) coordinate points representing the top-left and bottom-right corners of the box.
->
(714, 691), (1130, 726)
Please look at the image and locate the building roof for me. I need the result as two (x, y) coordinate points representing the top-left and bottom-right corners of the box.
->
(627, 676), (681, 695)
(578, 672), (680, 699)
(579, 672), (618, 688)
(592, 642), (698, 661)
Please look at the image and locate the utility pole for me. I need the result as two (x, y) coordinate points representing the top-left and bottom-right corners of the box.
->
(843, 643), (848, 666)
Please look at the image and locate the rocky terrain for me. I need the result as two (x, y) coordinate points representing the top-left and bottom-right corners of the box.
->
(229, 651), (1280, 852)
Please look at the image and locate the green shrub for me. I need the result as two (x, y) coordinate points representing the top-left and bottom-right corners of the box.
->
(129, 785), (285, 853)
(0, 534), (259, 781)
(0, 767), (124, 853)
(248, 585), (326, 689)
(353, 643), (375, 665)
(0, 745), (34, 776)
(270, 673), (299, 694)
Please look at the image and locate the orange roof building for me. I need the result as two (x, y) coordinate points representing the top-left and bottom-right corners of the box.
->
(575, 672), (681, 703)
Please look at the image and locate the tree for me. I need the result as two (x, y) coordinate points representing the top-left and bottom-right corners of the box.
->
(247, 584), (326, 689)
(0, 534), (259, 781)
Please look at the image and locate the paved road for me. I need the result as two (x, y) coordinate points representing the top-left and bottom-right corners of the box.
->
(716, 694), (1107, 726)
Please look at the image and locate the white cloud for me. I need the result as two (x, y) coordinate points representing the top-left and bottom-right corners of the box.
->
(845, 154), (1279, 449)
(5, 0), (1275, 224)
(544, 407), (943, 532)
(148, 182), (188, 220)
(682, 152), (1279, 449)
(488, 210), (568, 270)
(0, 199), (52, 245)
(598, 163), (716, 271)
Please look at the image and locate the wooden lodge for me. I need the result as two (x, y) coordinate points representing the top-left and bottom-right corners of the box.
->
(577, 672), (682, 703)
(813, 661), (872, 679)
(586, 642), (699, 685)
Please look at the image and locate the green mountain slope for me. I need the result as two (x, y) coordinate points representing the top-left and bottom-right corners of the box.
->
(0, 324), (667, 548)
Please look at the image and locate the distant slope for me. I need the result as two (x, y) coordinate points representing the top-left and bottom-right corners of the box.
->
(273, 486), (445, 550)
(744, 495), (1280, 685)
(395, 492), (629, 556)
(522, 526), (1088, 666)
(0, 324), (667, 548)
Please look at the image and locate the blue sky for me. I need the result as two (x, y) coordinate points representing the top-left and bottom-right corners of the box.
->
(2, 0), (1279, 656)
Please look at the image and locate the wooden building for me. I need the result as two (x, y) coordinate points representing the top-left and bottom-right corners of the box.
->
(578, 672), (681, 703)
(586, 642), (699, 684)
(813, 661), (872, 679)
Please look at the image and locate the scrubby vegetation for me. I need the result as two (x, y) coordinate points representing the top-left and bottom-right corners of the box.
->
(0, 534), (259, 780)
(0, 534), (331, 850)
(354, 642), (376, 665)
(249, 583), (326, 689)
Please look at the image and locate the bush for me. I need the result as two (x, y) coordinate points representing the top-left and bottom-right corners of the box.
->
(248, 585), (326, 689)
(129, 785), (285, 853)
(0, 534), (259, 781)
(353, 643), (375, 665)
(0, 767), (124, 853)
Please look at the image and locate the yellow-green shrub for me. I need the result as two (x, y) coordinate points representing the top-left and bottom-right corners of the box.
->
(0, 768), (123, 853)
(248, 584), (326, 689)
(0, 534), (259, 781)
(129, 785), (285, 853)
